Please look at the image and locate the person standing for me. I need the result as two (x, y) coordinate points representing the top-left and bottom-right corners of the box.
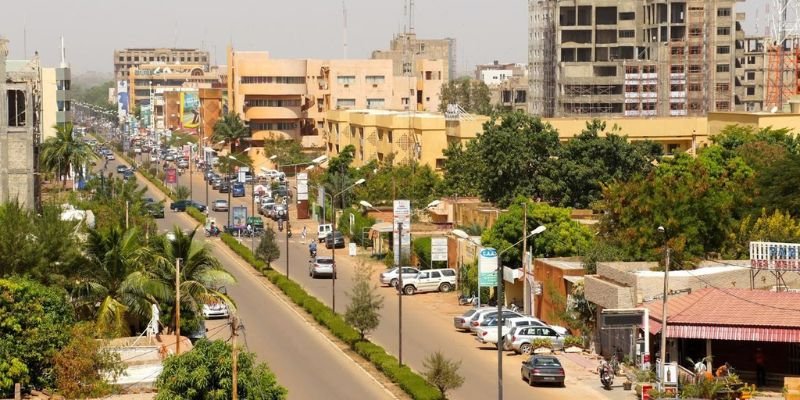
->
(301, 226), (307, 241)
(755, 347), (766, 386)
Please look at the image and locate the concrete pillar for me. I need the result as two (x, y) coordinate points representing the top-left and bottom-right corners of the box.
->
(705, 339), (713, 372)
(0, 36), (8, 129)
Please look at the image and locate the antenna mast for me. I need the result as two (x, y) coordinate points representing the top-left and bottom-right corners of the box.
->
(343, 1), (348, 59)
(409, 0), (415, 33)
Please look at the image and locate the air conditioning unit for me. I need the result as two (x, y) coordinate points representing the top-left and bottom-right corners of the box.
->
(372, 84), (378, 88)
(344, 84), (350, 88)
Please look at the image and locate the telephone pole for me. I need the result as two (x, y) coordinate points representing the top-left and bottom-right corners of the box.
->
(231, 315), (239, 400)
(175, 258), (181, 354)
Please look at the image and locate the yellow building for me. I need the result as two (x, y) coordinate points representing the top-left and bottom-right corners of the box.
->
(226, 49), (445, 169)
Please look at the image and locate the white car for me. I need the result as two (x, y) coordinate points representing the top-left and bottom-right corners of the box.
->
(475, 316), (545, 347)
(202, 302), (230, 319)
(397, 268), (457, 295)
(507, 325), (566, 354)
(309, 256), (336, 279)
(379, 267), (420, 287)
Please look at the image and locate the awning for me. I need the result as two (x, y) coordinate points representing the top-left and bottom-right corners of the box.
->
(370, 222), (393, 233)
(649, 324), (800, 343)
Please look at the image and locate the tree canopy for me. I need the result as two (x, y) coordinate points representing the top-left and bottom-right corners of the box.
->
(438, 77), (492, 116)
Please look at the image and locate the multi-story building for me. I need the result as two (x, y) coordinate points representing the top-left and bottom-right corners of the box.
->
(475, 61), (530, 112)
(371, 33), (456, 81)
(736, 36), (767, 112)
(0, 37), (40, 208)
(226, 49), (446, 167)
(113, 48), (209, 80)
(41, 39), (72, 140)
(528, 0), (744, 117)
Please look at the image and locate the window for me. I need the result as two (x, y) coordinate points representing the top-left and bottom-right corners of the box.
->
(717, 46), (730, 54)
(418, 272), (429, 279)
(249, 122), (298, 131)
(7, 90), (26, 127)
(57, 80), (71, 90)
(746, 87), (755, 96)
(671, 65), (685, 74)
(336, 75), (356, 85)
(619, 12), (635, 20)
(240, 76), (305, 84)
(746, 71), (755, 80)
(246, 99), (302, 107)
(118, 57), (124, 62)
(717, 27), (730, 35)
(619, 30), (635, 38)
(688, 83), (702, 92)
(441, 270), (455, 277)
(430, 271), (441, 278)
(716, 64), (730, 73)
(716, 83), (730, 92)
(642, 102), (656, 111)
(689, 65), (702, 73)
(717, 8), (731, 17)
(336, 98), (356, 109)
(366, 98), (385, 109)
(387, 131), (393, 143)
(365, 75), (385, 84)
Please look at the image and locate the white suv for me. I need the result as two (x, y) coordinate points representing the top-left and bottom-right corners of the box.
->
(397, 268), (457, 295)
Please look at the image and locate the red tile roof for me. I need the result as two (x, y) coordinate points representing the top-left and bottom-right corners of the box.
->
(644, 288), (800, 342)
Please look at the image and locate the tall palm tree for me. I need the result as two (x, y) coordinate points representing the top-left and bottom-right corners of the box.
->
(134, 226), (235, 333)
(211, 112), (250, 153)
(40, 122), (95, 188)
(73, 226), (149, 336)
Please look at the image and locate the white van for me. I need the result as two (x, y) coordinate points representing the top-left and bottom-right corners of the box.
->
(317, 224), (333, 242)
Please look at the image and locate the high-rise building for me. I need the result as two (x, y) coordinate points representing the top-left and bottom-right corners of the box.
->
(41, 38), (72, 140)
(0, 37), (40, 208)
(113, 48), (209, 81)
(371, 33), (456, 81)
(474, 61), (529, 112)
(529, 0), (744, 117)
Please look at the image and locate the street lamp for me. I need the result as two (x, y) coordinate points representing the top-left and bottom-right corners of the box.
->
(326, 178), (365, 313)
(452, 225), (546, 400)
(658, 225), (670, 390)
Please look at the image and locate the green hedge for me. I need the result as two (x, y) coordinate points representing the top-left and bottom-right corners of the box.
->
(118, 152), (177, 202)
(337, 208), (375, 247)
(187, 207), (207, 225)
(220, 233), (267, 271)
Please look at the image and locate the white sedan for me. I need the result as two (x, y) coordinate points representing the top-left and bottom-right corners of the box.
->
(202, 302), (229, 319)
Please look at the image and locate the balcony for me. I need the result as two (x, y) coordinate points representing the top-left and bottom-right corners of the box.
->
(244, 106), (301, 120)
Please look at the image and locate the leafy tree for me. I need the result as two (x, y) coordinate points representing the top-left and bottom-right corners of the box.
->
(175, 185), (191, 200)
(481, 198), (592, 269)
(0, 277), (75, 396)
(422, 351), (464, 398)
(212, 112), (250, 153)
(137, 227), (236, 334)
(581, 240), (628, 275)
(73, 81), (115, 109)
(438, 141), (482, 197)
(472, 112), (560, 207)
(324, 144), (357, 208)
(337, 209), (375, 247)
(438, 77), (492, 115)
(547, 120), (662, 208)
(40, 122), (96, 188)
(217, 152), (253, 175)
(596, 151), (754, 263)
(256, 225), (281, 268)
(722, 209), (800, 258)
(352, 161), (442, 208)
(345, 264), (384, 340)
(756, 152), (800, 216)
(156, 339), (287, 400)
(262, 139), (315, 166)
(710, 124), (798, 155)
(52, 323), (124, 399)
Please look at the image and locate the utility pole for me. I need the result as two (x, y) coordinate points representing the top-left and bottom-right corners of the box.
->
(175, 258), (181, 354)
(658, 226), (670, 389)
(286, 220), (290, 279)
(231, 315), (239, 400)
(522, 203), (529, 315)
(125, 200), (129, 229)
(397, 221), (404, 366)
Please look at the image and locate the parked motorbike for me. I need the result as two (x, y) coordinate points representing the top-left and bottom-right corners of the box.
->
(458, 293), (479, 306)
(598, 359), (614, 390)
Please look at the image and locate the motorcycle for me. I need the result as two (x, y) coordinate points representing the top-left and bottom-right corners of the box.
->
(287, 228), (293, 238)
(310, 248), (317, 258)
(458, 293), (479, 306)
(598, 359), (614, 390)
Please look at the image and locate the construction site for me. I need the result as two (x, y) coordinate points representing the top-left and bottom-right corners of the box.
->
(528, 0), (800, 117)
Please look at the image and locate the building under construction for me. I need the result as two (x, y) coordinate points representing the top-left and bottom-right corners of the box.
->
(529, 0), (745, 117)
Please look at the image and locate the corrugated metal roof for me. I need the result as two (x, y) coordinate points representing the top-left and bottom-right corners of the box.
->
(644, 288), (800, 342)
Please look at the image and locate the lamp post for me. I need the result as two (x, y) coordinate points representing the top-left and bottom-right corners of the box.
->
(226, 150), (251, 228)
(326, 178), (365, 313)
(453, 225), (546, 400)
(658, 225), (670, 390)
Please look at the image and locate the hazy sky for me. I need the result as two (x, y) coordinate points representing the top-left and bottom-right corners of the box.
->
(0, 0), (766, 76)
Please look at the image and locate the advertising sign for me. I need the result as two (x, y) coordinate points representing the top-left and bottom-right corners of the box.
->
(116, 81), (129, 120)
(431, 237), (448, 262)
(165, 168), (177, 184)
(297, 172), (309, 201)
(180, 91), (200, 131)
(182, 144), (191, 160)
(232, 206), (248, 228)
(750, 241), (800, 270)
(478, 247), (498, 286)
(393, 200), (411, 265)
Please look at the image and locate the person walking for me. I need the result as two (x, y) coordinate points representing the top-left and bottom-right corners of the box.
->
(755, 347), (766, 386)
(301, 226), (307, 242)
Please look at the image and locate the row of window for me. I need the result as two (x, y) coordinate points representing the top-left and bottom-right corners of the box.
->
(246, 99), (302, 107)
(250, 122), (298, 130)
(334, 98), (387, 109)
(241, 76), (306, 84)
(118, 55), (207, 63)
(336, 75), (386, 85)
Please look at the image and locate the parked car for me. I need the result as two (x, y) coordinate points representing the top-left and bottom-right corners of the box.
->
(212, 199), (229, 212)
(521, 355), (565, 387)
(260, 197), (275, 207)
(259, 203), (275, 216)
(105, 153), (115, 160)
(379, 267), (420, 287)
(165, 154), (175, 161)
(122, 170), (135, 180)
(218, 182), (230, 193)
(272, 204), (288, 221)
(177, 159), (189, 168)
(317, 224), (333, 242)
(232, 183), (245, 197)
(202, 301), (229, 319)
(397, 268), (457, 295)
(453, 307), (495, 331)
(309, 256), (336, 279)
(204, 170), (216, 181)
(325, 231), (346, 249)
(508, 325), (566, 354)
(170, 199), (207, 212)
(116, 165), (128, 173)
(211, 178), (223, 189)
(146, 201), (165, 218)
(468, 308), (518, 333)
(475, 316), (543, 347)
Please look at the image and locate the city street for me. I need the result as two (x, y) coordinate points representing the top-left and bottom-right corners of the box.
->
(124, 152), (633, 400)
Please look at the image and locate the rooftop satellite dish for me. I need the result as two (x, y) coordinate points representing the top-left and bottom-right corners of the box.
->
(771, 106), (779, 113)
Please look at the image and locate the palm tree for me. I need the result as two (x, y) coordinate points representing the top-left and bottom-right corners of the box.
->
(73, 226), (148, 336)
(212, 112), (250, 153)
(40, 122), (95, 189)
(135, 226), (235, 333)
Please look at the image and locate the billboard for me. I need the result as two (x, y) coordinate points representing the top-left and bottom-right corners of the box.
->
(165, 168), (177, 184)
(116, 81), (129, 120)
(297, 172), (309, 201)
(232, 206), (248, 229)
(180, 91), (200, 131)
(478, 247), (498, 286)
(750, 241), (800, 270)
(431, 237), (448, 262)
(393, 200), (411, 265)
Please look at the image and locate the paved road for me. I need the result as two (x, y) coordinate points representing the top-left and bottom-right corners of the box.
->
(149, 151), (631, 400)
(106, 153), (394, 400)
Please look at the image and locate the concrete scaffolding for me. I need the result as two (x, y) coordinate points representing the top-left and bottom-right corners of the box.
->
(528, 0), (556, 117)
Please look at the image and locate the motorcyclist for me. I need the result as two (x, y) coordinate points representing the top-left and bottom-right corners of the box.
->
(309, 241), (317, 258)
(598, 358), (614, 389)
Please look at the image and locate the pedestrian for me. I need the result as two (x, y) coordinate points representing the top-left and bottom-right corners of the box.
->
(301, 226), (307, 241)
(755, 347), (766, 386)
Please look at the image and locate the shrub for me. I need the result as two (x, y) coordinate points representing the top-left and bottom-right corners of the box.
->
(531, 338), (553, 350)
(337, 208), (375, 247)
(563, 335), (584, 349)
(186, 207), (206, 225)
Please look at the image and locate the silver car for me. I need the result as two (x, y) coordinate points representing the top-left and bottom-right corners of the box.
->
(453, 307), (494, 331)
(379, 267), (419, 287)
(309, 256), (336, 279)
(508, 325), (566, 354)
